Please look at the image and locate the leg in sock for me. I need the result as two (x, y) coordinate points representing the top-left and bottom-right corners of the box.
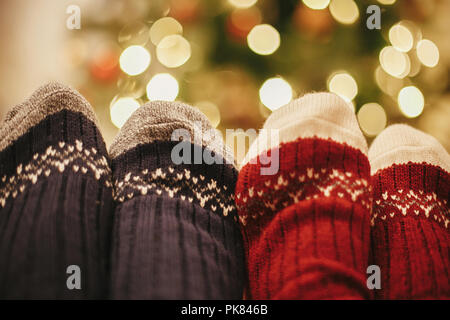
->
(0, 82), (114, 299)
(109, 101), (245, 299)
(369, 124), (450, 299)
(236, 92), (372, 299)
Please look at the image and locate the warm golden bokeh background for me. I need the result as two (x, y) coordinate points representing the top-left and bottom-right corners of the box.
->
(0, 0), (449, 154)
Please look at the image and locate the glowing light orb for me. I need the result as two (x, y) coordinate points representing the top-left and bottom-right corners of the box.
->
(389, 23), (414, 52)
(398, 86), (424, 118)
(247, 24), (280, 55)
(110, 97), (140, 128)
(302, 0), (330, 10)
(228, 0), (258, 8)
(150, 17), (183, 46)
(417, 39), (439, 68)
(259, 77), (293, 111)
(379, 46), (410, 79)
(119, 45), (151, 76)
(146, 73), (179, 101)
(377, 0), (396, 5)
(329, 0), (359, 25)
(156, 34), (191, 68)
(328, 72), (358, 102)
(357, 103), (387, 136)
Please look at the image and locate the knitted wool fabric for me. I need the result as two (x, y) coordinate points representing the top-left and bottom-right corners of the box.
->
(369, 124), (450, 299)
(0, 83), (114, 299)
(109, 101), (244, 299)
(236, 92), (372, 299)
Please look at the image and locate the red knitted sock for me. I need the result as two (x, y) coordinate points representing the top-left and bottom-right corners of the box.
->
(236, 93), (372, 299)
(369, 124), (450, 299)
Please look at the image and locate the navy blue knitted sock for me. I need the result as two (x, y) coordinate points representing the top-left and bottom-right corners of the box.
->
(109, 101), (245, 299)
(0, 83), (114, 299)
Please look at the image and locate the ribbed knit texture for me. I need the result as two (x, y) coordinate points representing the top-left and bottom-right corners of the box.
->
(236, 92), (372, 299)
(369, 124), (450, 299)
(0, 83), (114, 299)
(109, 101), (244, 299)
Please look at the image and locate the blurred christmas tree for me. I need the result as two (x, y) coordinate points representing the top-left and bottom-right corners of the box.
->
(64, 0), (450, 153)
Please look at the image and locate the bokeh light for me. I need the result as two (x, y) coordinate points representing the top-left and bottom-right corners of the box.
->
(328, 72), (358, 102)
(146, 73), (179, 101)
(156, 34), (191, 68)
(377, 0), (396, 4)
(247, 24), (280, 55)
(398, 86), (424, 118)
(150, 17), (183, 46)
(110, 97), (140, 128)
(119, 45), (151, 76)
(416, 39), (440, 68)
(228, 0), (258, 9)
(357, 103), (387, 136)
(389, 23), (414, 52)
(195, 101), (221, 128)
(329, 0), (359, 25)
(259, 77), (293, 111)
(302, 0), (330, 10)
(379, 46), (410, 79)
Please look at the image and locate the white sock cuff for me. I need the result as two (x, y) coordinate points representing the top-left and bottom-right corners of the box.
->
(242, 92), (368, 167)
(369, 124), (450, 175)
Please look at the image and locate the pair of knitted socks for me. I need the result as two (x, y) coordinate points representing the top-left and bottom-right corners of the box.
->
(1, 83), (448, 299)
(0, 83), (244, 299)
(236, 92), (449, 299)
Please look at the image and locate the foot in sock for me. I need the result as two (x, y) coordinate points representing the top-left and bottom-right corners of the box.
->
(0, 82), (114, 299)
(369, 124), (450, 299)
(108, 101), (245, 299)
(236, 92), (372, 299)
